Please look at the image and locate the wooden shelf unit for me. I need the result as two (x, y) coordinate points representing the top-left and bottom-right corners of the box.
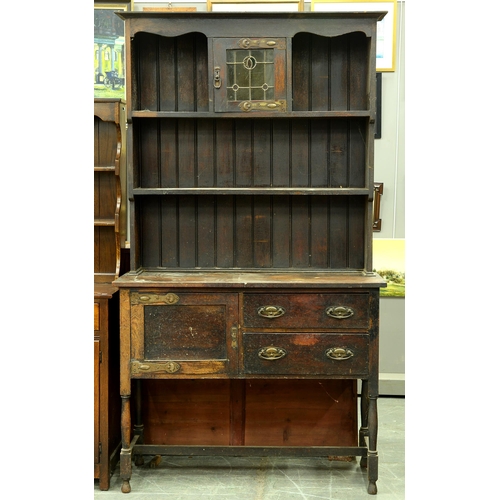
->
(114, 12), (386, 495)
(94, 98), (126, 490)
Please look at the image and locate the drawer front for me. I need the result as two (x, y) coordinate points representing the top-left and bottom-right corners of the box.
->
(129, 291), (238, 376)
(243, 293), (369, 329)
(242, 332), (369, 376)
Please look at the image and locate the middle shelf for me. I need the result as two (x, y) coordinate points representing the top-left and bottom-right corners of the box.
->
(131, 116), (371, 190)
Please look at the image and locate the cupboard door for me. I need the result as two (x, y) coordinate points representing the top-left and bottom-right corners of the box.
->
(129, 292), (239, 377)
(213, 38), (287, 113)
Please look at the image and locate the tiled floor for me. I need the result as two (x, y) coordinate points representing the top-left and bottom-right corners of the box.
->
(95, 397), (404, 499)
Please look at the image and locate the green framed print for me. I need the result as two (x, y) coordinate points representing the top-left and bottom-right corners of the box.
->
(94, 2), (132, 98)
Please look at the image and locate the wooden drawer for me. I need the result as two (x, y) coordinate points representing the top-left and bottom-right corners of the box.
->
(242, 332), (369, 376)
(242, 293), (370, 330)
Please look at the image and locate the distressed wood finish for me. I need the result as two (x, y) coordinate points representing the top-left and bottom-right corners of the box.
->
(114, 11), (386, 495)
(94, 288), (121, 491)
(94, 99), (126, 490)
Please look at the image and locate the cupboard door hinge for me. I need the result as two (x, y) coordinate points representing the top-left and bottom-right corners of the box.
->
(99, 442), (102, 457)
(99, 351), (102, 363)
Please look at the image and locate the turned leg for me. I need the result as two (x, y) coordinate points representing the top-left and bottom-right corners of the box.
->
(133, 380), (144, 466)
(366, 396), (378, 495)
(359, 380), (369, 468)
(120, 395), (132, 493)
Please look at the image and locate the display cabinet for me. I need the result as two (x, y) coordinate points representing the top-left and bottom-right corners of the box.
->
(114, 11), (386, 495)
(94, 98), (126, 490)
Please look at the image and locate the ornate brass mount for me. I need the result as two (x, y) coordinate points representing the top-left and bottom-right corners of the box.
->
(131, 361), (181, 375)
(239, 100), (286, 112)
(238, 38), (284, 49)
(325, 306), (354, 319)
(131, 292), (180, 305)
(258, 346), (287, 360)
(325, 348), (354, 361)
(257, 305), (286, 318)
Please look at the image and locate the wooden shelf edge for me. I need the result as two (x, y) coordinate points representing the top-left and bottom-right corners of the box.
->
(132, 188), (370, 196)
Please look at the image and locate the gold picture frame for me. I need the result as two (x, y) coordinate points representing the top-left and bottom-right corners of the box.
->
(311, 0), (397, 72)
(207, 0), (304, 12)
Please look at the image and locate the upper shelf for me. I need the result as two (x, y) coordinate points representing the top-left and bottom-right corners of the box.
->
(126, 30), (375, 116)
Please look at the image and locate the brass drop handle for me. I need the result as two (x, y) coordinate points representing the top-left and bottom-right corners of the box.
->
(325, 348), (354, 361)
(257, 305), (286, 319)
(326, 306), (354, 319)
(258, 346), (287, 360)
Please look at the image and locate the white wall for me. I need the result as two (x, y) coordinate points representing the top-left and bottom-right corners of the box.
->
(374, 2), (405, 395)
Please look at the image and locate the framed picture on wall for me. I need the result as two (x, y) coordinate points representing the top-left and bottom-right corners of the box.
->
(311, 0), (397, 71)
(94, 1), (132, 98)
(208, 0), (304, 11)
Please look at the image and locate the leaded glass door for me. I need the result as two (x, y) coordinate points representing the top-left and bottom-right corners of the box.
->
(213, 37), (287, 112)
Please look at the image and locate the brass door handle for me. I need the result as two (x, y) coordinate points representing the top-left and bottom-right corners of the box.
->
(214, 66), (221, 89)
(258, 347), (287, 360)
(325, 348), (354, 361)
(325, 306), (354, 319)
(257, 305), (285, 318)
